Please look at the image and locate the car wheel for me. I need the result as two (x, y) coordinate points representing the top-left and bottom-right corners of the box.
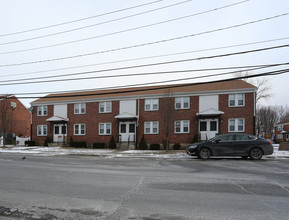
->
(198, 148), (211, 160)
(249, 148), (263, 160)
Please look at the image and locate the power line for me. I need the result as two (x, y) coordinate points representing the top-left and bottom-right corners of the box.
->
(0, 63), (289, 85)
(0, 0), (164, 37)
(1, 36), (289, 78)
(1, 12), (287, 66)
(10, 68), (289, 99)
(0, 0), (191, 45)
(0, 0), (249, 53)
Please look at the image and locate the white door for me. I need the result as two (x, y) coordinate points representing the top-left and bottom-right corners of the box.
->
(286, 134), (289, 142)
(119, 122), (135, 142)
(54, 124), (67, 143)
(199, 119), (218, 141)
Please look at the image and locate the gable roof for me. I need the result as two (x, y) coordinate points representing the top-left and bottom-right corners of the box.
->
(276, 117), (289, 125)
(31, 80), (256, 104)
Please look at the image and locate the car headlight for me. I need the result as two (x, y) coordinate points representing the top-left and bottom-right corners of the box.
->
(188, 144), (197, 149)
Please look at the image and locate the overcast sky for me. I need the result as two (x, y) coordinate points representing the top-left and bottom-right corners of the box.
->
(0, 0), (289, 107)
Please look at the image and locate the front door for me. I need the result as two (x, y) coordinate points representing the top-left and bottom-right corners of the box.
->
(286, 134), (289, 142)
(119, 122), (135, 143)
(199, 119), (218, 141)
(54, 124), (67, 143)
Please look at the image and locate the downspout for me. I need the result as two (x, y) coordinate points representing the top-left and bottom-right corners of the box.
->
(136, 96), (140, 148)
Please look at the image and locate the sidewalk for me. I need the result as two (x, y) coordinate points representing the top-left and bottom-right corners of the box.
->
(0, 145), (288, 159)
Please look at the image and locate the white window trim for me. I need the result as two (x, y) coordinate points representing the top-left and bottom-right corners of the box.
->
(229, 94), (245, 107)
(228, 118), (245, 132)
(144, 121), (159, 134)
(99, 101), (112, 113)
(175, 120), (190, 133)
(37, 125), (47, 136)
(99, 123), (112, 135)
(74, 123), (86, 135)
(277, 125), (283, 131)
(74, 103), (86, 114)
(37, 105), (48, 116)
(175, 97), (190, 109)
(144, 99), (159, 111)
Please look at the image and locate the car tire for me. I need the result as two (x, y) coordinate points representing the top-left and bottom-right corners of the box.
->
(249, 148), (263, 160)
(198, 148), (211, 160)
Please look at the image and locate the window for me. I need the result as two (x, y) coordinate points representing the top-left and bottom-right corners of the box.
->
(144, 121), (159, 134)
(37, 125), (47, 136)
(229, 119), (245, 132)
(175, 120), (189, 133)
(277, 134), (283, 139)
(74, 103), (86, 114)
(74, 124), (86, 135)
(229, 94), (245, 107)
(37, 106), (48, 116)
(145, 99), (158, 111)
(99, 101), (112, 113)
(175, 97), (190, 109)
(277, 125), (283, 131)
(99, 123), (111, 135)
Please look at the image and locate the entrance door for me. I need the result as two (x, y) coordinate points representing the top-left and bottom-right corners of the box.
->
(199, 119), (218, 141)
(54, 124), (67, 143)
(286, 134), (289, 142)
(119, 122), (135, 143)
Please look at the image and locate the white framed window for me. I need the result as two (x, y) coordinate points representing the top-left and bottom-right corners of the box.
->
(175, 97), (190, 109)
(37, 125), (47, 136)
(277, 125), (283, 131)
(277, 134), (283, 139)
(99, 101), (112, 113)
(74, 103), (86, 114)
(175, 120), (190, 133)
(99, 123), (111, 135)
(37, 105), (48, 116)
(144, 121), (159, 134)
(229, 118), (245, 132)
(74, 124), (86, 135)
(145, 99), (159, 111)
(229, 94), (245, 107)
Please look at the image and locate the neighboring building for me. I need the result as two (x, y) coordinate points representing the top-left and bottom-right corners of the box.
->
(0, 95), (31, 145)
(274, 117), (289, 143)
(30, 80), (257, 148)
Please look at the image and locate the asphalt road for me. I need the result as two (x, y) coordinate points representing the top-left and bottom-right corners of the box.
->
(0, 154), (289, 220)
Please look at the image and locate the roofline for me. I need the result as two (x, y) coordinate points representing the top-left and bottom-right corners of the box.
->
(31, 87), (256, 106)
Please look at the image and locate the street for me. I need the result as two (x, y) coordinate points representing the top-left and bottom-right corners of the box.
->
(0, 154), (289, 220)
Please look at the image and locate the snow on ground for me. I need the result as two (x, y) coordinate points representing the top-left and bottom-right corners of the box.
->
(0, 144), (288, 159)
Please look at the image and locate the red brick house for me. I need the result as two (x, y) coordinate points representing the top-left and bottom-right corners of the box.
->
(0, 95), (31, 144)
(274, 117), (289, 143)
(30, 80), (257, 148)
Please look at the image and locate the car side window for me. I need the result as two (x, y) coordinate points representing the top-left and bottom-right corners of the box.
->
(219, 134), (235, 142)
(235, 134), (250, 141)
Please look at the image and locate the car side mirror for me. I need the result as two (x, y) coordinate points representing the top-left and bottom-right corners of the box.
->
(212, 139), (220, 144)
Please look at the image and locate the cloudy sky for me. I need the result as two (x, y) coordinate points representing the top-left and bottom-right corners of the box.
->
(0, 0), (289, 107)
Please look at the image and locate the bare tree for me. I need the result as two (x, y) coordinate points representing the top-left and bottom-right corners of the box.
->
(275, 105), (289, 122)
(256, 106), (278, 138)
(234, 71), (272, 104)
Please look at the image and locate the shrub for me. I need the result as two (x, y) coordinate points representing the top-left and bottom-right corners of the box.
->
(92, 143), (106, 149)
(192, 134), (199, 143)
(139, 135), (148, 150)
(173, 143), (181, 150)
(71, 141), (87, 148)
(25, 141), (35, 146)
(150, 143), (160, 150)
(44, 136), (52, 146)
(109, 136), (117, 149)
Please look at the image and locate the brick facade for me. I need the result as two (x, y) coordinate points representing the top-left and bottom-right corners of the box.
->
(274, 117), (289, 143)
(31, 81), (256, 147)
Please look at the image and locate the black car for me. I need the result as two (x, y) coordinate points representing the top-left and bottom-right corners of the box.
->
(186, 133), (273, 160)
